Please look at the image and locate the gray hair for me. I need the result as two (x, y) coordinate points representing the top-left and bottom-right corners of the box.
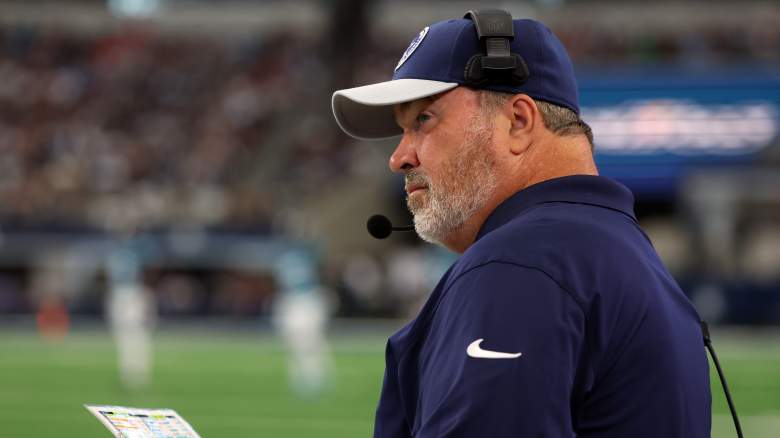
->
(479, 90), (594, 150)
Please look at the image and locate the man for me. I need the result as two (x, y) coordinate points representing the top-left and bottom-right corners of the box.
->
(332, 10), (711, 438)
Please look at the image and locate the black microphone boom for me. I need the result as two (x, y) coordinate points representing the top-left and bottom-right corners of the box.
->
(367, 214), (414, 239)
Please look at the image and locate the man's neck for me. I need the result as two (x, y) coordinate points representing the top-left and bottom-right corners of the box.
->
(440, 209), (491, 254)
(441, 138), (598, 254)
(439, 182), (520, 254)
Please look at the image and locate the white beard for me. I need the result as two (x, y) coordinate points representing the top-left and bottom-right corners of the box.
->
(406, 116), (498, 246)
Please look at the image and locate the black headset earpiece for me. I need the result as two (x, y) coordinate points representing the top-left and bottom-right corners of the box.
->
(463, 9), (530, 88)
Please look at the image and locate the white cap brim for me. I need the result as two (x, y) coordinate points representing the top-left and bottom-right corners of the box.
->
(332, 79), (458, 140)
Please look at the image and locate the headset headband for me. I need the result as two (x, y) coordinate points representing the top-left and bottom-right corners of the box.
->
(463, 9), (530, 87)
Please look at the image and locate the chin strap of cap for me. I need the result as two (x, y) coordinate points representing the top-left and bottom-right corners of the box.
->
(463, 9), (529, 87)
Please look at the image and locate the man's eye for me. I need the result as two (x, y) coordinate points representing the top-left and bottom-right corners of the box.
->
(416, 113), (432, 126)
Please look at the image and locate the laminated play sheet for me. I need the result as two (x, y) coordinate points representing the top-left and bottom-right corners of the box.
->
(85, 405), (202, 438)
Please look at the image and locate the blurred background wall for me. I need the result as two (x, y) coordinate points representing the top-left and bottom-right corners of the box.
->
(0, 0), (777, 325)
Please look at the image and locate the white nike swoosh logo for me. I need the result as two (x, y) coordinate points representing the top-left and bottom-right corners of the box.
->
(466, 339), (522, 359)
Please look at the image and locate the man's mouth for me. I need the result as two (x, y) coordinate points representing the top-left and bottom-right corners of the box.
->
(406, 184), (427, 195)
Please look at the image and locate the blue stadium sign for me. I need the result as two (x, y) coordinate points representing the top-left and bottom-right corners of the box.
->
(579, 67), (780, 197)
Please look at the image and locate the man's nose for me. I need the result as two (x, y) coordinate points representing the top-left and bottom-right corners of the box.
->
(389, 133), (419, 173)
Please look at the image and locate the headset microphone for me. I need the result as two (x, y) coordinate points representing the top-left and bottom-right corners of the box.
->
(367, 214), (414, 239)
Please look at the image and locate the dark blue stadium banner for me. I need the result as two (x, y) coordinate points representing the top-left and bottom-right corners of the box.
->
(579, 67), (780, 198)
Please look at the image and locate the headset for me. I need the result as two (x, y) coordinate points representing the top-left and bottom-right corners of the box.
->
(462, 9), (743, 438)
(463, 9), (529, 87)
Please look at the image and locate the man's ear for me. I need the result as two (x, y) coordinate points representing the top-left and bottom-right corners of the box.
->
(507, 94), (538, 155)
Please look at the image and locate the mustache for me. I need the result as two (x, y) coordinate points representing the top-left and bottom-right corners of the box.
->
(404, 171), (430, 187)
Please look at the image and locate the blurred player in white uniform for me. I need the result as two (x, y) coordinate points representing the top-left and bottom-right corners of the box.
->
(272, 247), (331, 396)
(106, 243), (156, 390)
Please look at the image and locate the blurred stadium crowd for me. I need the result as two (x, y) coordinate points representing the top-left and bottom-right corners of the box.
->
(0, 0), (778, 322)
(0, 27), (338, 231)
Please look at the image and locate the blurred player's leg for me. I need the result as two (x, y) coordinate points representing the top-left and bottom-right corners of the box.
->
(273, 291), (331, 396)
(108, 283), (156, 389)
(106, 245), (157, 390)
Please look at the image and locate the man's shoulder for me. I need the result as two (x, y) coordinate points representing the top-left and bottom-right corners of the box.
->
(453, 201), (652, 306)
(468, 202), (640, 267)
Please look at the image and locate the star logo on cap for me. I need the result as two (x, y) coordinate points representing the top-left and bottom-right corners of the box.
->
(395, 26), (429, 71)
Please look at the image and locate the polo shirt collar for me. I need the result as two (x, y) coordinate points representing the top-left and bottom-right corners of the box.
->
(476, 175), (637, 241)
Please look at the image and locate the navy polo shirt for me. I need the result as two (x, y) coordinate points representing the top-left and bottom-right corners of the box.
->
(374, 175), (711, 438)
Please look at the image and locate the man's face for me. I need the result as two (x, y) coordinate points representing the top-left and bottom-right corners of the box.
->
(391, 88), (499, 246)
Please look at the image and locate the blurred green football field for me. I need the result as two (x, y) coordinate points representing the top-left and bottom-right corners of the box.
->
(1, 324), (778, 438)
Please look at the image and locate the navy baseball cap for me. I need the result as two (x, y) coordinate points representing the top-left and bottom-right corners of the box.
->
(332, 17), (579, 140)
